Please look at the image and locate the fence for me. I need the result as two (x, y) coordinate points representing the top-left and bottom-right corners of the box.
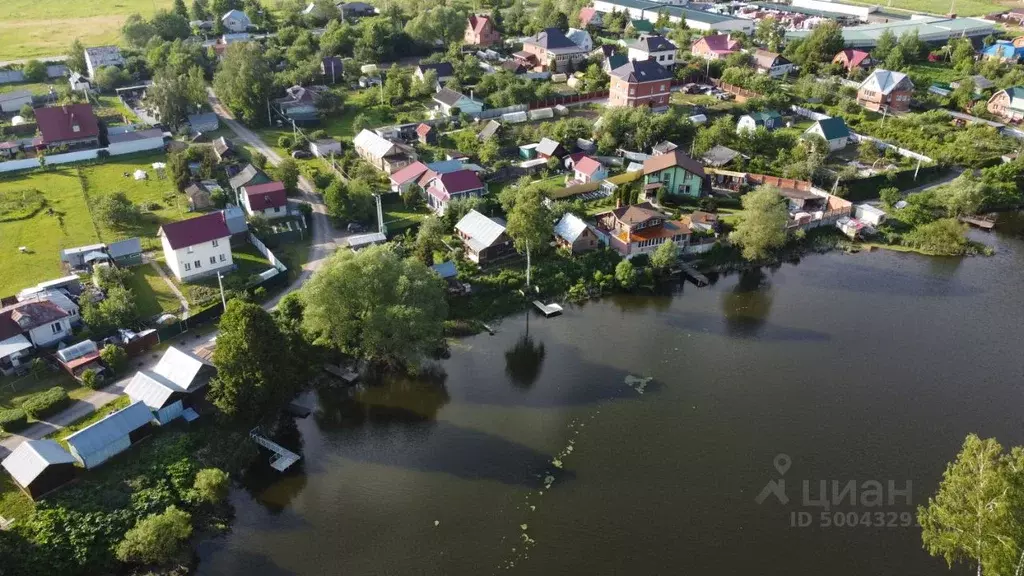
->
(789, 105), (831, 122)
(708, 79), (762, 102)
(248, 233), (288, 273)
(475, 104), (528, 120)
(528, 90), (609, 110)
(0, 137), (165, 174)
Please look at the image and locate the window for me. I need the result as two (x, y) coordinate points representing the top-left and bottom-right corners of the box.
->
(629, 87), (635, 95)
(187, 246), (194, 254)
(219, 254), (226, 262)
(194, 260), (202, 268)
(210, 256), (217, 265)
(184, 262), (192, 271)
(274, 206), (281, 212)
(51, 322), (62, 335)
(212, 239), (219, 247)
(659, 84), (666, 92)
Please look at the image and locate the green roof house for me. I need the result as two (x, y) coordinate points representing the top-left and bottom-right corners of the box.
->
(737, 110), (783, 133)
(802, 117), (850, 152)
(986, 86), (1024, 122)
(642, 149), (706, 199)
(628, 19), (655, 34)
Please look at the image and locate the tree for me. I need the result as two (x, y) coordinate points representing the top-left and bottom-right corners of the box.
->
(213, 42), (272, 125)
(754, 17), (785, 53)
(100, 344), (127, 374)
(897, 30), (925, 63)
(82, 286), (138, 331)
(248, 213), (271, 238)
(66, 40), (87, 74)
(192, 468), (230, 504)
(879, 187), (901, 209)
(22, 60), (46, 83)
(949, 77), (976, 111)
(18, 103), (34, 120)
(872, 29), (897, 63)
(275, 158), (300, 194)
(174, 0), (190, 19)
(115, 506), (193, 565)
(649, 240), (678, 272)
(147, 66), (207, 130)
(615, 259), (636, 290)
(382, 64), (408, 104)
(94, 66), (129, 92)
(191, 0), (211, 21)
(167, 151), (191, 191)
(152, 10), (192, 40)
(951, 38), (976, 75)
(505, 186), (552, 286)
(402, 183), (424, 209)
(414, 215), (445, 265)
(97, 192), (141, 227)
(303, 245), (448, 368)
(404, 6), (466, 47)
(919, 434), (1024, 576)
(789, 20), (844, 70)
(902, 219), (970, 255)
(122, 13), (158, 48)
(210, 299), (300, 423)
(252, 151), (268, 170)
(730, 185), (789, 261)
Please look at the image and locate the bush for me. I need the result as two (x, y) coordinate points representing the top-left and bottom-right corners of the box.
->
(19, 386), (70, 418)
(100, 344), (127, 374)
(192, 468), (230, 504)
(277, 135), (294, 149)
(0, 408), (28, 432)
(115, 505), (193, 565)
(81, 369), (100, 390)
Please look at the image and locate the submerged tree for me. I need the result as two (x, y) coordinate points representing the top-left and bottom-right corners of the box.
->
(730, 185), (789, 261)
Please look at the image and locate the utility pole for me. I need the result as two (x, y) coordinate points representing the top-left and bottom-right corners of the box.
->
(216, 271), (227, 312)
(267, 99), (271, 126)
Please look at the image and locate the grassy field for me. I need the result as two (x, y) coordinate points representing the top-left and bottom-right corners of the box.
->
(0, 369), (90, 411)
(845, 0), (1006, 16)
(126, 264), (182, 318)
(0, 0), (175, 61)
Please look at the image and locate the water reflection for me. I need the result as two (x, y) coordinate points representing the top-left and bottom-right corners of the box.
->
(243, 417), (308, 514)
(721, 268), (773, 338)
(505, 332), (546, 389)
(314, 367), (451, 430)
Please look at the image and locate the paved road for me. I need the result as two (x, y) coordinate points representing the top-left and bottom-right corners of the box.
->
(0, 90), (346, 458)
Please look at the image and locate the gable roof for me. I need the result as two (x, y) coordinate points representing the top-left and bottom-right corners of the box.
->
(0, 300), (69, 338)
(810, 117), (850, 140)
(743, 110), (782, 124)
(610, 59), (672, 83)
(64, 401), (153, 456)
(694, 34), (739, 54)
(35, 104), (99, 144)
(125, 370), (180, 410)
(221, 8), (251, 24)
(456, 209), (507, 251)
(213, 136), (233, 156)
(107, 237), (142, 258)
(753, 49), (790, 69)
(2, 440), (75, 487)
(416, 123), (433, 137)
(434, 87), (468, 107)
(579, 7), (599, 25)
(354, 129), (399, 158)
(525, 27), (581, 51)
(997, 86), (1024, 110)
(643, 149), (705, 178)
(158, 211), (232, 249)
(468, 14), (492, 34)
(430, 260), (458, 279)
(243, 181), (287, 210)
(630, 19), (654, 33)
(554, 213), (590, 243)
(152, 346), (210, 392)
(983, 40), (1024, 60)
(432, 169), (485, 195)
(574, 156), (604, 176)
(537, 137), (563, 156)
(478, 119), (500, 141)
(566, 28), (592, 49)
(834, 49), (871, 68)
(701, 144), (741, 167)
(858, 69), (913, 95)
(610, 201), (665, 226)
(228, 163), (264, 191)
(630, 35), (676, 53)
(417, 62), (455, 78)
(390, 161), (430, 185)
(0, 90), (32, 104)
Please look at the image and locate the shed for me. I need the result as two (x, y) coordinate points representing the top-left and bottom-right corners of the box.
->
(348, 232), (388, 250)
(188, 112), (220, 134)
(152, 345), (214, 393)
(1, 440), (76, 499)
(854, 203), (887, 226)
(64, 401), (154, 469)
(185, 183), (214, 211)
(125, 371), (185, 425)
(60, 243), (106, 269)
(107, 238), (142, 266)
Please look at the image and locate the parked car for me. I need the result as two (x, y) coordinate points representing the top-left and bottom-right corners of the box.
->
(346, 222), (365, 233)
(682, 83), (701, 94)
(291, 150), (312, 159)
(715, 92), (735, 101)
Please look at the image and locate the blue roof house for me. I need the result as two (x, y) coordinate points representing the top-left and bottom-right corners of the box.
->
(983, 40), (1024, 63)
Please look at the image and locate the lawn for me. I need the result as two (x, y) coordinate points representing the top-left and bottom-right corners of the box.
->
(125, 264), (182, 318)
(844, 0), (1006, 16)
(0, 0), (175, 60)
(273, 235), (313, 281)
(904, 62), (964, 88)
(0, 81), (62, 95)
(0, 368), (89, 411)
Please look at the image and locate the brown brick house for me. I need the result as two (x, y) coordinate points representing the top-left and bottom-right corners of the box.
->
(464, 15), (500, 47)
(856, 69), (914, 113)
(609, 59), (672, 109)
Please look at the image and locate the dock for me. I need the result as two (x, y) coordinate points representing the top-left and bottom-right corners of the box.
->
(959, 215), (996, 230)
(675, 261), (709, 286)
(249, 429), (301, 472)
(323, 363), (360, 384)
(532, 300), (564, 317)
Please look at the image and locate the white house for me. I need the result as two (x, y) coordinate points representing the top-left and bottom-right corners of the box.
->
(568, 155), (608, 183)
(736, 111), (782, 133)
(566, 28), (594, 52)
(433, 88), (485, 116)
(157, 212), (235, 281)
(221, 9), (252, 32)
(0, 90), (32, 113)
(84, 46), (124, 78)
(626, 35), (677, 66)
(240, 181), (289, 220)
(0, 299), (72, 349)
(803, 117), (851, 152)
(310, 138), (341, 158)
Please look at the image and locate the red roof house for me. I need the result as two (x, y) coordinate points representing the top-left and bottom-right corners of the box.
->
(158, 212), (235, 281)
(571, 156), (608, 183)
(35, 104), (100, 149)
(465, 15), (500, 47)
(390, 161), (430, 193)
(579, 7), (603, 28)
(241, 181), (288, 219)
(424, 169), (486, 214)
(690, 34), (740, 60)
(416, 123), (436, 145)
(159, 212), (232, 250)
(833, 49), (873, 71)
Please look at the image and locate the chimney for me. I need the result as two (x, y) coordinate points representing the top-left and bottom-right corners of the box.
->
(616, 197), (622, 209)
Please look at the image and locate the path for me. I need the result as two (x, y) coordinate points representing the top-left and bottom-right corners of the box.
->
(0, 55), (67, 67)
(145, 254), (190, 320)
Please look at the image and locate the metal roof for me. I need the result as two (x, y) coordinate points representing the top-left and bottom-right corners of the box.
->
(537, 137), (562, 156)
(2, 440), (75, 487)
(107, 237), (141, 258)
(152, 346), (209, 392)
(858, 69), (912, 95)
(456, 210), (507, 252)
(354, 129), (399, 159)
(430, 261), (458, 279)
(125, 371), (180, 410)
(554, 213), (589, 243)
(56, 340), (98, 363)
(787, 16), (995, 48)
(64, 401), (153, 456)
(0, 334), (32, 360)
(347, 232), (388, 249)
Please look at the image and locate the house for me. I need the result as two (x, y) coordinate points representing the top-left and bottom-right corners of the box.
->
(311, 138), (342, 158)
(832, 49), (872, 71)
(221, 9), (252, 33)
(64, 401), (154, 469)
(35, 104), (100, 150)
(594, 202), (690, 259)
(752, 49), (793, 78)
(83, 46), (124, 78)
(455, 210), (515, 265)
(0, 90), (32, 113)
(321, 56), (344, 83)
(521, 27), (590, 72)
(803, 117), (850, 151)
(568, 155), (608, 183)
(626, 35), (678, 66)
(59, 243), (106, 269)
(685, 210), (719, 233)
(187, 112), (219, 134)
(0, 299), (72, 349)
(554, 213), (601, 254)
(643, 149), (705, 198)
(212, 136), (235, 163)
(423, 169), (487, 214)
(338, 1), (376, 19)
(19, 291), (79, 324)
(951, 75), (995, 94)
(982, 40), (1024, 63)
(690, 34), (740, 60)
(228, 163), (270, 194)
(107, 237), (143, 266)
(1, 440), (76, 499)
(700, 144), (742, 167)
(241, 181), (289, 220)
(68, 72), (90, 91)
(609, 59), (673, 109)
(157, 212), (235, 281)
(389, 161), (430, 193)
(185, 183), (214, 211)
(628, 19), (655, 35)
(737, 110), (782, 133)
(416, 123), (436, 145)
(125, 346), (212, 424)
(566, 28), (594, 52)
(433, 88), (484, 116)
(275, 85), (324, 124)
(531, 137), (563, 160)
(354, 129), (418, 173)
(855, 203), (887, 226)
(857, 69), (914, 113)
(478, 120), (500, 142)
(465, 15), (500, 47)
(579, 7), (603, 28)
(987, 86), (1024, 122)
(415, 62), (455, 86)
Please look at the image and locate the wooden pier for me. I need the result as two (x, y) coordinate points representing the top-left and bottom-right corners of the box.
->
(250, 429), (301, 472)
(959, 215), (996, 230)
(674, 262), (709, 287)
(532, 301), (564, 317)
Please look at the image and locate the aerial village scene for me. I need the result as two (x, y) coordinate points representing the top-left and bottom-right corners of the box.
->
(0, 0), (1023, 573)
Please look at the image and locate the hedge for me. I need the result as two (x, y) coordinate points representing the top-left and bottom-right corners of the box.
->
(0, 408), (28, 432)
(19, 386), (70, 419)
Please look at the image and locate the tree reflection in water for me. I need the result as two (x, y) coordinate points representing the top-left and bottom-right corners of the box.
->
(314, 365), (451, 430)
(721, 267), (773, 338)
(504, 332), (546, 389)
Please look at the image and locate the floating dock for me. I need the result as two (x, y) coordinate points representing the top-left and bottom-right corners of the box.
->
(675, 262), (709, 287)
(533, 301), (564, 317)
(960, 215), (996, 230)
(250, 430), (301, 472)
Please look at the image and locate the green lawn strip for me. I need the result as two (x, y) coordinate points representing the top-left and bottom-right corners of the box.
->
(0, 370), (89, 411)
(125, 263), (182, 318)
(0, 82), (61, 96)
(50, 395), (132, 450)
(0, 473), (33, 520)
(272, 235), (314, 281)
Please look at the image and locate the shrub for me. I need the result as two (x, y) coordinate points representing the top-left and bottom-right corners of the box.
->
(277, 135), (294, 149)
(19, 386), (70, 418)
(115, 505), (193, 565)
(0, 408), (28, 432)
(81, 369), (100, 390)
(192, 468), (230, 504)
(100, 344), (127, 374)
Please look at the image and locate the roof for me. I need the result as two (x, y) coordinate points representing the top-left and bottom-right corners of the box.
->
(858, 69), (913, 95)
(652, 141), (678, 154)
(554, 213), (590, 243)
(701, 144), (741, 167)
(222, 205), (247, 235)
(107, 128), (164, 144)
(213, 136), (232, 155)
(810, 117), (850, 140)
(152, 346), (210, 392)
(629, 35), (676, 53)
(64, 401), (153, 456)
(188, 111), (219, 128)
(354, 129), (399, 158)
(455, 209), (507, 252)
(347, 232), (387, 249)
(468, 14), (492, 35)
(0, 90), (32, 104)
(743, 110), (782, 123)
(855, 203), (886, 216)
(416, 123), (433, 136)
(643, 149), (705, 178)
(579, 7), (599, 24)
(125, 371), (180, 410)
(0, 300), (69, 338)
(390, 161), (430, 185)
(537, 137), (563, 156)
(244, 181), (288, 210)
(630, 19), (655, 33)
(954, 75), (995, 90)
(0, 334), (32, 360)
(417, 62), (455, 78)
(158, 211), (232, 250)
(431, 169), (485, 195)
(997, 86), (1024, 110)
(434, 88), (468, 107)
(834, 49), (871, 68)
(788, 16), (995, 49)
(609, 201), (666, 226)
(524, 28), (582, 51)
(107, 237), (141, 258)
(566, 28), (592, 49)
(607, 54), (628, 71)
(35, 104), (99, 145)
(478, 119), (500, 140)
(61, 243), (106, 261)
(574, 156), (604, 176)
(2, 440), (75, 487)
(430, 261), (458, 279)
(610, 59), (672, 83)
(693, 34), (739, 54)
(222, 9), (251, 23)
(753, 49), (790, 69)
(689, 210), (719, 225)
(983, 40), (1024, 60)
(228, 163), (263, 190)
